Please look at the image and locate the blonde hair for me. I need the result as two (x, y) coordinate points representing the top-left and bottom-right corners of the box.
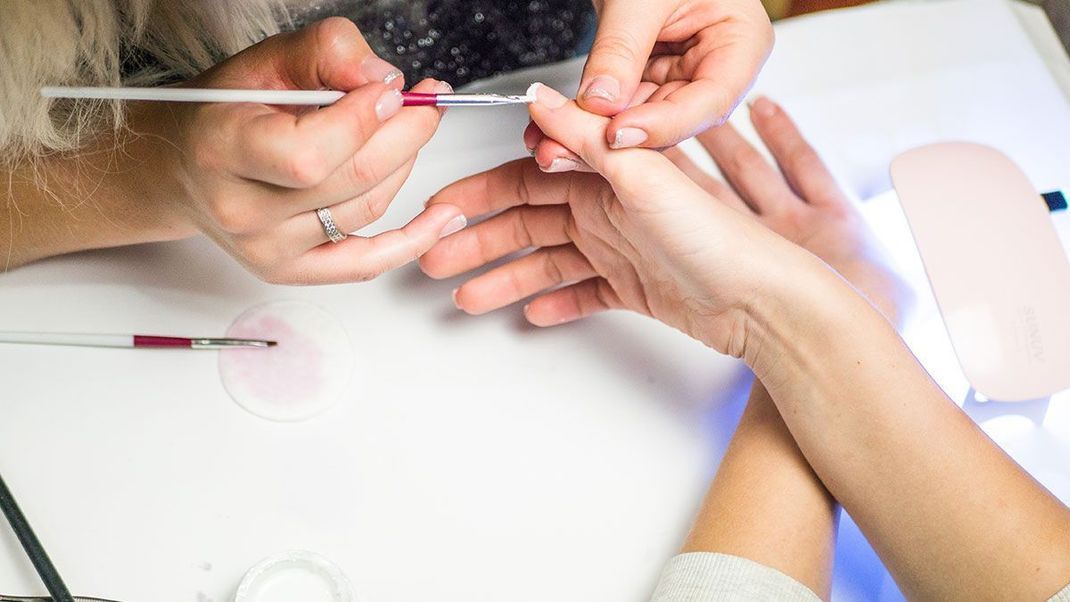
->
(0, 0), (292, 165)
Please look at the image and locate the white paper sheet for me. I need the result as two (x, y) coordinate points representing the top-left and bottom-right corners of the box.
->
(0, 2), (1067, 602)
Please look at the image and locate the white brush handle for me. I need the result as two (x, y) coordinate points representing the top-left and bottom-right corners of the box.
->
(41, 86), (345, 106)
(0, 332), (133, 348)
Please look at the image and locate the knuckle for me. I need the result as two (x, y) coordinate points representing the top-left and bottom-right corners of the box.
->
(259, 267), (310, 286)
(346, 191), (390, 228)
(241, 238), (288, 273)
(310, 17), (361, 52)
(257, 269), (290, 285)
(418, 255), (446, 280)
(190, 139), (225, 174)
(710, 92), (741, 127)
(729, 148), (767, 175)
(473, 221), (501, 264)
(516, 164), (539, 206)
(590, 31), (642, 66)
(346, 156), (384, 188)
(600, 159), (631, 187)
(591, 281), (613, 312)
(286, 148), (331, 187)
(366, 194), (392, 222)
(541, 250), (566, 283)
(349, 266), (381, 283)
(787, 145), (820, 172)
(563, 213), (579, 241)
(511, 208), (537, 248)
(208, 198), (255, 234)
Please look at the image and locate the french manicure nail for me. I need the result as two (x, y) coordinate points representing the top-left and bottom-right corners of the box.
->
(362, 56), (404, 84)
(435, 80), (454, 93)
(583, 75), (620, 103)
(375, 88), (403, 121)
(542, 157), (581, 173)
(749, 96), (777, 118)
(529, 82), (568, 109)
(611, 127), (648, 149)
(439, 214), (467, 238)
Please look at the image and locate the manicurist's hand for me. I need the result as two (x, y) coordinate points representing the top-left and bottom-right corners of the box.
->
(526, 0), (773, 162)
(582, 0), (773, 147)
(149, 18), (465, 284)
(526, 0), (773, 172)
(422, 83), (815, 358)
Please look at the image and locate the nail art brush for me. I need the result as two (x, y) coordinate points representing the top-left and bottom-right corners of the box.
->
(0, 471), (75, 602)
(0, 332), (276, 350)
(40, 87), (535, 107)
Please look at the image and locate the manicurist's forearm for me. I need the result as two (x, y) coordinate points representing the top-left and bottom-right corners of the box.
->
(684, 382), (838, 598)
(743, 260), (1070, 600)
(1, 105), (193, 270)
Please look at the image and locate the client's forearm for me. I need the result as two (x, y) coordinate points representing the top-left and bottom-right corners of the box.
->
(684, 382), (838, 598)
(1, 110), (194, 269)
(745, 262), (1070, 600)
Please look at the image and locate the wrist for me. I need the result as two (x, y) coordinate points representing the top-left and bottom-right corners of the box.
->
(2, 114), (196, 268)
(121, 103), (199, 240)
(735, 250), (893, 390)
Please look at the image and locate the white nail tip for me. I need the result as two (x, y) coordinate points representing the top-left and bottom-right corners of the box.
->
(543, 158), (580, 173)
(438, 214), (467, 238)
(525, 82), (542, 103)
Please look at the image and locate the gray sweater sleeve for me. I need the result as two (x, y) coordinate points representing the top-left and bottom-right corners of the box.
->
(651, 552), (1070, 602)
(650, 552), (822, 602)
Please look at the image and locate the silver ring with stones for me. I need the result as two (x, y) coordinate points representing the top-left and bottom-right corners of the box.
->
(316, 207), (347, 243)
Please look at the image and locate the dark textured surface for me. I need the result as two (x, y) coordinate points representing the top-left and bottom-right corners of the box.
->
(1044, 0), (1070, 58)
(293, 1), (596, 86)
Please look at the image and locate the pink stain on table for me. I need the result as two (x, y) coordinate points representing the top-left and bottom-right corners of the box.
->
(223, 313), (324, 404)
(218, 301), (353, 421)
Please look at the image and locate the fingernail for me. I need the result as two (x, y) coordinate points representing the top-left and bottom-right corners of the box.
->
(611, 127), (648, 149)
(435, 80), (454, 93)
(375, 88), (403, 121)
(583, 75), (620, 103)
(451, 288), (462, 309)
(529, 82), (568, 109)
(362, 56), (404, 85)
(542, 157), (581, 173)
(438, 214), (467, 238)
(749, 96), (777, 118)
(526, 146), (537, 157)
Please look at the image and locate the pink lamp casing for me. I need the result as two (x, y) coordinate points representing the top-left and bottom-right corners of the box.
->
(890, 142), (1070, 401)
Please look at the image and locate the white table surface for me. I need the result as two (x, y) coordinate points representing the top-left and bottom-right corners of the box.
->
(1, 1), (1068, 601)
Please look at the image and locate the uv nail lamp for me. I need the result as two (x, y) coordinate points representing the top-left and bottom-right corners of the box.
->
(890, 142), (1070, 402)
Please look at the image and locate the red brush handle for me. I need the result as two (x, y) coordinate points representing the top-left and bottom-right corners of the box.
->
(401, 92), (438, 107)
(133, 335), (192, 348)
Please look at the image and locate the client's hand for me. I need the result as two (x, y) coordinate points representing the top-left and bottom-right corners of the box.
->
(421, 83), (811, 357)
(664, 96), (912, 325)
(150, 18), (464, 284)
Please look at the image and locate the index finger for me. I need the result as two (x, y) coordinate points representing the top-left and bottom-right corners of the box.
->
(426, 158), (573, 218)
(234, 82), (402, 188)
(606, 20), (773, 148)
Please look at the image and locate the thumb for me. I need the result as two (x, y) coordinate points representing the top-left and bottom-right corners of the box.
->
(233, 17), (404, 91)
(528, 83), (702, 208)
(577, 2), (668, 116)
